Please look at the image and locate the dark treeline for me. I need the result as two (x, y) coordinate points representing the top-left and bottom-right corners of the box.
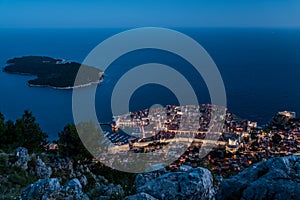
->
(0, 110), (93, 162)
(0, 110), (47, 153)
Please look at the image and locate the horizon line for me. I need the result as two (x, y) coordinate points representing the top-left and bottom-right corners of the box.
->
(1, 26), (300, 29)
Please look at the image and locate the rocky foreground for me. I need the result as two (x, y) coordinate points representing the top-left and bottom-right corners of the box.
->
(7, 147), (299, 200)
(217, 156), (300, 200)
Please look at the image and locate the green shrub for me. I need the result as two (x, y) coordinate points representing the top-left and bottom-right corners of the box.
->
(0, 154), (8, 171)
(91, 163), (136, 196)
(27, 156), (37, 170)
(83, 172), (96, 192)
(9, 172), (28, 186)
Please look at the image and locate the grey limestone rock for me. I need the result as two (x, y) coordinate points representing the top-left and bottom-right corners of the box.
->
(124, 192), (158, 200)
(217, 156), (300, 200)
(35, 157), (52, 178)
(21, 178), (60, 200)
(14, 147), (29, 170)
(135, 167), (215, 200)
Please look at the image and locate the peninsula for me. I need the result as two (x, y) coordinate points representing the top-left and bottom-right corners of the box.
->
(3, 56), (104, 89)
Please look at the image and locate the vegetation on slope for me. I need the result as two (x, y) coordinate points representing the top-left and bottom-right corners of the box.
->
(0, 111), (136, 199)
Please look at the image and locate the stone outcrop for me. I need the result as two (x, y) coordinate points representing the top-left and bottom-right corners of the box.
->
(124, 192), (158, 200)
(60, 178), (89, 199)
(21, 178), (60, 200)
(21, 178), (89, 200)
(34, 157), (52, 178)
(135, 167), (215, 200)
(79, 175), (88, 187)
(134, 168), (168, 189)
(217, 156), (300, 200)
(49, 157), (75, 179)
(87, 183), (125, 199)
(20, 175), (122, 200)
(13, 147), (29, 170)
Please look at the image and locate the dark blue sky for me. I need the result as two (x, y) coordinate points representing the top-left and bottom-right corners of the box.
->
(1, 0), (299, 28)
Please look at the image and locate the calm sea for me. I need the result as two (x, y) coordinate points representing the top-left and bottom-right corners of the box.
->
(0, 28), (299, 140)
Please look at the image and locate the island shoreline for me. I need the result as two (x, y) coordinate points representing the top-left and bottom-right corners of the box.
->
(27, 78), (104, 90)
(4, 69), (104, 90)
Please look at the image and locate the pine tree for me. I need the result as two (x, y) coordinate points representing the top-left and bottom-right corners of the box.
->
(14, 110), (48, 153)
(58, 123), (98, 163)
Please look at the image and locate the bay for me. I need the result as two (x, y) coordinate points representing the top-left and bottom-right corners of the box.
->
(0, 28), (299, 140)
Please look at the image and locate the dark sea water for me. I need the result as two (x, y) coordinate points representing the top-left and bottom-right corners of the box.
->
(0, 28), (299, 140)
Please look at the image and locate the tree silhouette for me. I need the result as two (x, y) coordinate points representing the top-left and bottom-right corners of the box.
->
(58, 123), (96, 163)
(14, 110), (48, 153)
(0, 111), (47, 153)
